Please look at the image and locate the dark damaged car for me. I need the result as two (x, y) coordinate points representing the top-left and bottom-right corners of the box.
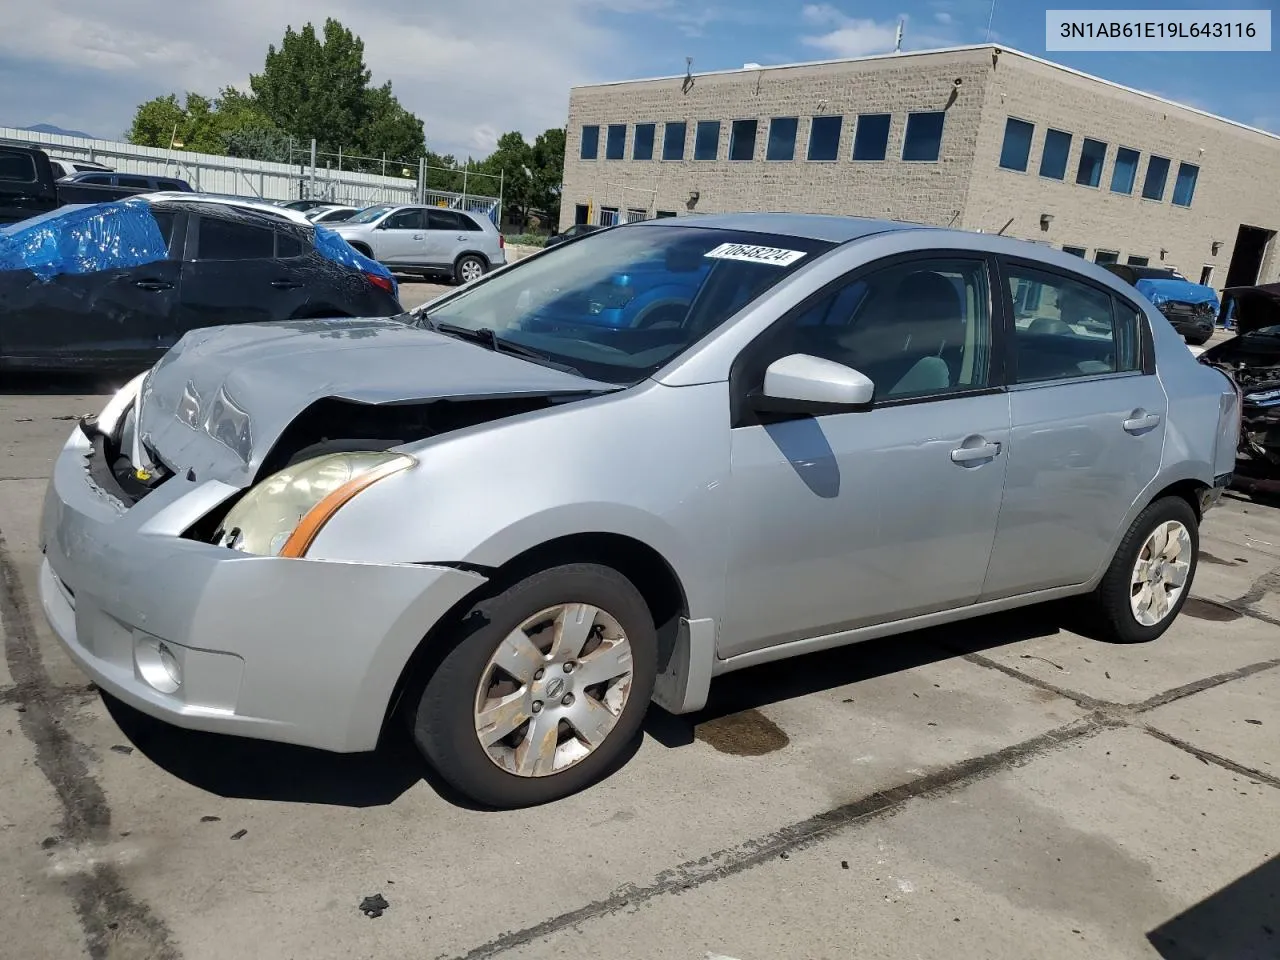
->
(0, 194), (402, 372)
(1200, 283), (1280, 490)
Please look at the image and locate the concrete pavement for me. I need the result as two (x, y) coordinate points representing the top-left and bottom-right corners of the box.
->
(0, 384), (1277, 960)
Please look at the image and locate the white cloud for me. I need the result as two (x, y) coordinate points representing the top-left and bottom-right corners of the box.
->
(0, 0), (651, 158)
(935, 11), (953, 24)
(800, 6), (958, 59)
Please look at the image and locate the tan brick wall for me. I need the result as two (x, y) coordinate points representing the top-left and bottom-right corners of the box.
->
(964, 50), (1280, 288)
(560, 46), (1280, 291)
(560, 49), (994, 231)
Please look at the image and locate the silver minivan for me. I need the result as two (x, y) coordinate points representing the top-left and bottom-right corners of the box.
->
(332, 205), (506, 284)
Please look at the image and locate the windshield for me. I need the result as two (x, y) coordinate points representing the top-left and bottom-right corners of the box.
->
(345, 205), (393, 225)
(417, 223), (836, 384)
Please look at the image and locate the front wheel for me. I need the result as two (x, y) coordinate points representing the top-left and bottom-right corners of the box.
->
(1089, 496), (1199, 643)
(410, 563), (657, 808)
(454, 254), (487, 285)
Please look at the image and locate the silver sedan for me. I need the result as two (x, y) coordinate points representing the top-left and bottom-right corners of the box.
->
(38, 213), (1240, 807)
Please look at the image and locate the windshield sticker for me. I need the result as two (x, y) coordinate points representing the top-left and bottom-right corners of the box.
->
(704, 242), (807, 267)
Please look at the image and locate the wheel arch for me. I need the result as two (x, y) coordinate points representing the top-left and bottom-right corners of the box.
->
(455, 249), (491, 269)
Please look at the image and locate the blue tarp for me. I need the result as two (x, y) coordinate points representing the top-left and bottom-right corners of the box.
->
(0, 198), (168, 282)
(313, 224), (397, 296)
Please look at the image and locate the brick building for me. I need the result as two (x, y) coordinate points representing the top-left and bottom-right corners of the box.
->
(561, 44), (1280, 289)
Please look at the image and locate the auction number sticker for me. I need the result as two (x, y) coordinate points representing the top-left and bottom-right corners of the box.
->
(705, 242), (807, 266)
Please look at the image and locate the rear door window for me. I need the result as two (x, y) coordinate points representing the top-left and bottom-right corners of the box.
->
(117, 175), (153, 188)
(275, 231), (305, 258)
(194, 217), (276, 260)
(0, 150), (36, 181)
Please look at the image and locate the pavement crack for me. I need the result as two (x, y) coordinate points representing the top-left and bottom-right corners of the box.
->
(442, 713), (1119, 960)
(0, 529), (181, 960)
(1143, 726), (1280, 789)
(1132, 658), (1280, 713)
(960, 652), (1110, 711)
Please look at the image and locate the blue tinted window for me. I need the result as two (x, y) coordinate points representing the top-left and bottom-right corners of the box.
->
(662, 122), (686, 160)
(902, 112), (944, 161)
(729, 119), (758, 161)
(694, 121), (720, 160)
(766, 117), (797, 161)
(1110, 147), (1139, 193)
(1039, 129), (1071, 180)
(852, 114), (891, 160)
(807, 115), (843, 161)
(580, 125), (599, 160)
(633, 123), (655, 160)
(1172, 162), (1198, 207)
(998, 117), (1033, 171)
(605, 124), (626, 160)
(1142, 156), (1170, 200)
(1076, 138), (1106, 187)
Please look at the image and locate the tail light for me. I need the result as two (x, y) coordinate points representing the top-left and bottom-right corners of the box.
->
(365, 271), (395, 295)
(499, 234), (505, 249)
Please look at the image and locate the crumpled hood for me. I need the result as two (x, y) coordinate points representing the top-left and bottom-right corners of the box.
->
(136, 316), (614, 486)
(1135, 277), (1219, 307)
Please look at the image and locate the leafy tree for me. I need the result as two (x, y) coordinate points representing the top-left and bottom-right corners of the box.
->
(530, 127), (566, 226)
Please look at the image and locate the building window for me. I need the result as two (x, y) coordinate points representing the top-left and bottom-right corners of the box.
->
(852, 113), (890, 161)
(694, 120), (720, 160)
(1039, 129), (1072, 180)
(633, 123), (655, 160)
(599, 206), (620, 226)
(902, 111), (944, 162)
(998, 117), (1034, 171)
(807, 115), (843, 161)
(655, 210), (678, 219)
(1142, 156), (1170, 200)
(1062, 245), (1087, 257)
(580, 125), (600, 160)
(1200, 265), (1213, 285)
(1110, 147), (1140, 194)
(766, 117), (798, 161)
(662, 122), (687, 161)
(1094, 249), (1119, 265)
(729, 119), (758, 161)
(1172, 162), (1199, 207)
(1126, 254), (1149, 266)
(1076, 138), (1106, 187)
(574, 204), (589, 225)
(605, 124), (626, 160)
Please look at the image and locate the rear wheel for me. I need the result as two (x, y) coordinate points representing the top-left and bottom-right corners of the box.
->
(454, 254), (487, 285)
(410, 563), (656, 808)
(1089, 496), (1199, 643)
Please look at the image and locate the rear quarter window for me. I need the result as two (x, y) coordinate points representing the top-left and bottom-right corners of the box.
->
(0, 152), (37, 181)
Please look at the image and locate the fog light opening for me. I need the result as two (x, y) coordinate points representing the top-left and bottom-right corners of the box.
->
(136, 636), (182, 694)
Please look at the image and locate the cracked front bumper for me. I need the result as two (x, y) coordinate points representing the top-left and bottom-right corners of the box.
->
(38, 427), (487, 752)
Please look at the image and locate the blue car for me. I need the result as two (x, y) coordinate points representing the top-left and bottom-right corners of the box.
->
(1105, 264), (1219, 345)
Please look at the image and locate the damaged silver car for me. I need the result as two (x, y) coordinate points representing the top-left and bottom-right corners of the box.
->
(39, 213), (1241, 807)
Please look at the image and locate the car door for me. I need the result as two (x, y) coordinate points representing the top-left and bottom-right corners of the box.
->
(0, 206), (183, 366)
(979, 257), (1167, 599)
(372, 207), (429, 265)
(0, 147), (58, 224)
(425, 209), (472, 267)
(720, 252), (1012, 658)
(173, 213), (303, 334)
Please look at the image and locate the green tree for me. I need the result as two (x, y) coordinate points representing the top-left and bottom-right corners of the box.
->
(479, 131), (534, 227)
(530, 127), (566, 226)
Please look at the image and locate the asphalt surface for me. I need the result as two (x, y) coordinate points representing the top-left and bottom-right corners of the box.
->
(1, 343), (1278, 960)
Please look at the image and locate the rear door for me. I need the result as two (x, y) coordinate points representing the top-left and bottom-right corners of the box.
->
(372, 207), (429, 265)
(425, 209), (477, 267)
(0, 207), (183, 367)
(173, 213), (308, 334)
(980, 257), (1167, 599)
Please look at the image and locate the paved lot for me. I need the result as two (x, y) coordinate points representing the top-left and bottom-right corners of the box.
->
(1, 372), (1278, 960)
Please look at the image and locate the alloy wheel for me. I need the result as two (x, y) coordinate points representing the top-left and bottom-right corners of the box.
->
(1129, 520), (1192, 627)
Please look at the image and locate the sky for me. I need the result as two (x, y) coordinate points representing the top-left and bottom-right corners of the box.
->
(0, 0), (1276, 160)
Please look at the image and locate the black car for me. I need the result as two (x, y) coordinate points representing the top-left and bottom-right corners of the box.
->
(1200, 283), (1280, 490)
(544, 223), (602, 247)
(1102, 263), (1218, 345)
(0, 194), (403, 372)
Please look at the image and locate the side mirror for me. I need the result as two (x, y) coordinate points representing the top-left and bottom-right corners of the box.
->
(752, 354), (875, 415)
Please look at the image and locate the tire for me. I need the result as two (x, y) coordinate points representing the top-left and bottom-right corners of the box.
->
(454, 254), (487, 285)
(1089, 496), (1199, 643)
(349, 243), (374, 258)
(410, 563), (657, 808)
(1186, 331), (1212, 346)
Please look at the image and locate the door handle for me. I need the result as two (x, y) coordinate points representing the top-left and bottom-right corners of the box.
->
(456, 235), (468, 240)
(270, 280), (302, 290)
(951, 440), (1002, 464)
(134, 279), (173, 291)
(1123, 411), (1161, 434)
(412, 234), (424, 240)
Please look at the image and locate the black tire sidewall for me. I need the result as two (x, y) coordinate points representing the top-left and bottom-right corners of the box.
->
(412, 563), (657, 808)
(1098, 496), (1200, 643)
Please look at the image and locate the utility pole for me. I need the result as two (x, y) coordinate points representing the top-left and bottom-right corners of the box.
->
(309, 138), (317, 199)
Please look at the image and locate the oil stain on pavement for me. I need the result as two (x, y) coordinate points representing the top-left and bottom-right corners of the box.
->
(695, 709), (790, 756)
(1181, 599), (1243, 622)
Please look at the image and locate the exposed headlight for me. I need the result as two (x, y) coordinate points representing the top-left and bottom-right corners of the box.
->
(96, 370), (149, 439)
(214, 451), (414, 557)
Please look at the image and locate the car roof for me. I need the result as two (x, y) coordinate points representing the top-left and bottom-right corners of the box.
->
(633, 212), (932, 244)
(142, 192), (315, 226)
